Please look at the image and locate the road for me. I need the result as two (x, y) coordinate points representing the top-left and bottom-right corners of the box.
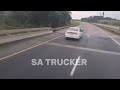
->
(0, 22), (120, 79)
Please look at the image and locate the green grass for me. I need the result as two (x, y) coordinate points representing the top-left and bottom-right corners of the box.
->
(0, 25), (20, 30)
(0, 23), (48, 30)
(94, 24), (120, 35)
(98, 20), (120, 27)
(70, 20), (80, 27)
(0, 23), (27, 30)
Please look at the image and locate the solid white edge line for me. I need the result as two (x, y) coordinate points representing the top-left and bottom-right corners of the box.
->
(98, 27), (120, 46)
(105, 32), (120, 46)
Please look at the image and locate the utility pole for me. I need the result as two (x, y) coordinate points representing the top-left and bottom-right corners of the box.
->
(103, 12), (104, 17)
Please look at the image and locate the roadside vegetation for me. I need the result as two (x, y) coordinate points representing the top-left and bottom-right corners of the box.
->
(97, 20), (120, 27)
(81, 15), (120, 27)
(70, 20), (80, 27)
(81, 15), (120, 35)
(0, 11), (72, 30)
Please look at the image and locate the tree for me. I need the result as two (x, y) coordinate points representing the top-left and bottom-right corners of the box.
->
(48, 11), (71, 28)
(3, 11), (72, 28)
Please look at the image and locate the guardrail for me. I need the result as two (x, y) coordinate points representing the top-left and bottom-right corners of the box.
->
(0, 26), (69, 36)
(93, 23), (120, 35)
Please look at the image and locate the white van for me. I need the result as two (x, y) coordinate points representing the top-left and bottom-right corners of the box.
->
(65, 27), (83, 40)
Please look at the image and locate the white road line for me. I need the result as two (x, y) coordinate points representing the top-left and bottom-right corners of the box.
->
(47, 43), (120, 55)
(70, 56), (80, 76)
(99, 28), (120, 46)
(105, 32), (120, 46)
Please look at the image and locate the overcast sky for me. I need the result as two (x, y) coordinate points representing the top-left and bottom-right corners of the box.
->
(71, 11), (120, 20)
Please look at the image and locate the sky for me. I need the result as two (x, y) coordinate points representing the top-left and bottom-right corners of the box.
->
(71, 11), (120, 20)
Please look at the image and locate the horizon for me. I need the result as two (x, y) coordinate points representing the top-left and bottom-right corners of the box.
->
(71, 11), (120, 20)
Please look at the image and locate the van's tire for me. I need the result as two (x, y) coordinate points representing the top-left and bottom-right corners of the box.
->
(65, 37), (68, 40)
(53, 29), (57, 32)
(77, 38), (80, 40)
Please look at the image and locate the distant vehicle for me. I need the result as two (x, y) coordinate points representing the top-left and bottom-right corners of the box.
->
(65, 27), (84, 40)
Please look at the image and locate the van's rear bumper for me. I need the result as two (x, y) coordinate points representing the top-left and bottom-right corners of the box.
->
(65, 34), (80, 39)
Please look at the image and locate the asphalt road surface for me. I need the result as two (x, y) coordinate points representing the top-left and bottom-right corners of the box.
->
(0, 22), (120, 79)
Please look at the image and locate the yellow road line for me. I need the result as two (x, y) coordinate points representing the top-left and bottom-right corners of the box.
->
(0, 35), (64, 61)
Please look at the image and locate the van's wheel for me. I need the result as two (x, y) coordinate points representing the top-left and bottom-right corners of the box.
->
(53, 29), (57, 32)
(77, 38), (80, 40)
(65, 37), (68, 40)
